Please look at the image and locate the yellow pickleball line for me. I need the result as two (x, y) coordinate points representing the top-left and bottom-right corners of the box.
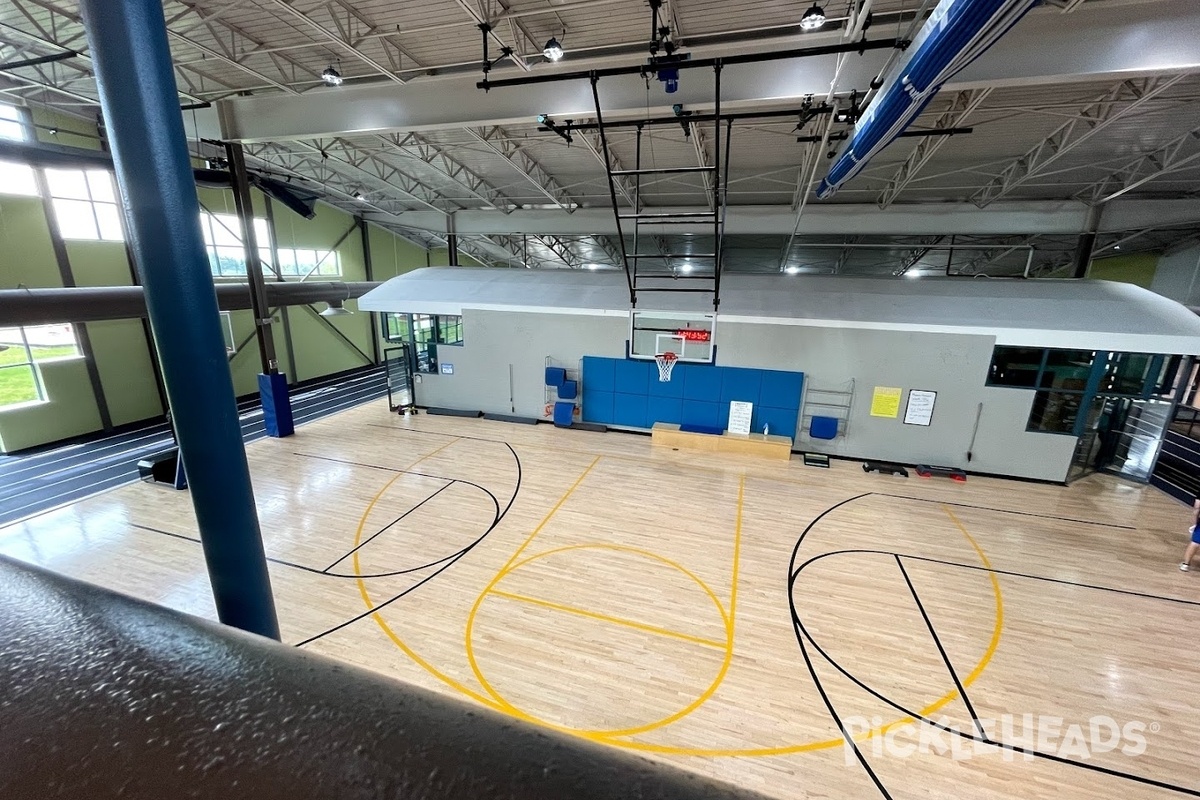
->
(354, 463), (1004, 758)
(463, 477), (744, 740)
(490, 589), (727, 649)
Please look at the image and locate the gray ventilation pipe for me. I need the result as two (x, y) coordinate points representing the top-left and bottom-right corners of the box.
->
(0, 281), (380, 326)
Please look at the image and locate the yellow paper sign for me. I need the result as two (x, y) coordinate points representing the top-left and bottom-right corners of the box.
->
(871, 386), (903, 418)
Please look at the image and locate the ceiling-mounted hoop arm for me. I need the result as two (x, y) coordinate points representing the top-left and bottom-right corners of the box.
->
(715, 114), (733, 313)
(590, 72), (636, 307)
(711, 61), (723, 312)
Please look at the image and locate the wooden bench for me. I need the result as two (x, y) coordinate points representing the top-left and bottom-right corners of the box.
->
(650, 422), (793, 461)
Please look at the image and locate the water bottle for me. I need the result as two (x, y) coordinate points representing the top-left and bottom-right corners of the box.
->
(763, 423), (770, 436)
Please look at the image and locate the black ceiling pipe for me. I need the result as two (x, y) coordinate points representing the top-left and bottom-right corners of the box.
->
(0, 281), (381, 326)
(0, 556), (771, 800)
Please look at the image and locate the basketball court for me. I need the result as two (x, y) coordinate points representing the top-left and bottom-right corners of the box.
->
(4, 403), (1198, 799)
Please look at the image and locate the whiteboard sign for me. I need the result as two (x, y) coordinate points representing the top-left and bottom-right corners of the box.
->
(904, 390), (937, 426)
(728, 401), (753, 435)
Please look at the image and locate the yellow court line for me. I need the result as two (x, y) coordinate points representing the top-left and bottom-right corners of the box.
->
(356, 455), (603, 713)
(352, 437), (512, 710)
(490, 589), (727, 649)
(464, 455), (604, 710)
(352, 454), (1005, 759)
(941, 505), (1005, 687)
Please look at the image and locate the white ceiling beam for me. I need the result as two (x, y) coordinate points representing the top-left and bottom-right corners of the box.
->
(216, 1), (1200, 143)
(373, 198), (1200, 237)
(970, 73), (1192, 207)
(463, 126), (578, 209)
(1077, 124), (1200, 204)
(877, 88), (992, 209)
(259, 0), (408, 85)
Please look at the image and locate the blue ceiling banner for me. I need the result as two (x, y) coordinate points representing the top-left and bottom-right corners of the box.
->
(816, 0), (1039, 200)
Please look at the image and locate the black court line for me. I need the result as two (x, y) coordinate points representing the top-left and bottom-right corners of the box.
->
(901, 552), (1200, 609)
(787, 495), (1200, 798)
(127, 522), (328, 578)
(872, 492), (1137, 530)
(294, 440), (523, 646)
(784, 493), (893, 799)
(128, 480), (499, 581)
(894, 554), (984, 739)
(366, 421), (517, 445)
(323, 480), (455, 572)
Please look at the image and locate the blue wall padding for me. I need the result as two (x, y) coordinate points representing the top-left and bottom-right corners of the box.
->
(581, 356), (804, 440)
(553, 401), (575, 427)
(681, 423), (724, 436)
(545, 366), (566, 387)
(558, 379), (578, 400)
(809, 415), (840, 440)
(613, 359), (651, 396)
(612, 392), (648, 428)
(647, 395), (683, 424)
(585, 358), (615, 391)
(258, 372), (294, 438)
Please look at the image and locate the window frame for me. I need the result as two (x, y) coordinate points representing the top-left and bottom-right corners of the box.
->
(380, 313), (464, 374)
(46, 168), (124, 242)
(0, 324), (80, 408)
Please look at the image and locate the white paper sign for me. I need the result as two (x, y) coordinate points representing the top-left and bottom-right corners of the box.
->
(440, 362), (454, 375)
(728, 401), (753, 435)
(904, 389), (937, 426)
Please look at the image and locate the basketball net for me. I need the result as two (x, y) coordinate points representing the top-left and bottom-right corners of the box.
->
(655, 351), (678, 382)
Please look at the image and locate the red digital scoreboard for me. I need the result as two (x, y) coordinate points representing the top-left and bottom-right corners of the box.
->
(675, 329), (711, 342)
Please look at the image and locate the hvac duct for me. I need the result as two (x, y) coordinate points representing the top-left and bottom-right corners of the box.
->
(0, 281), (379, 326)
(816, 0), (1038, 199)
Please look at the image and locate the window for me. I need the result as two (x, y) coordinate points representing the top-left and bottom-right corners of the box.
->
(199, 212), (340, 278)
(0, 324), (80, 407)
(383, 313), (410, 343)
(437, 315), (463, 346)
(0, 104), (38, 197)
(0, 103), (27, 141)
(0, 160), (38, 197)
(988, 346), (1044, 388)
(46, 169), (124, 241)
(1028, 391), (1085, 434)
(1040, 350), (1094, 391)
(200, 212), (271, 277)
(1100, 352), (1158, 396)
(382, 313), (463, 373)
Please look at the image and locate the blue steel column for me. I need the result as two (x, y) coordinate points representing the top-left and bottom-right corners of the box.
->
(77, 0), (280, 639)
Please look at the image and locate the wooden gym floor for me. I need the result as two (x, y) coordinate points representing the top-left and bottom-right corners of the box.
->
(3, 401), (1199, 799)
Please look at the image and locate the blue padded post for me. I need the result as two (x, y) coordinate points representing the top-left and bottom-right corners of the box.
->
(558, 379), (578, 400)
(545, 366), (566, 387)
(78, 0), (279, 639)
(258, 372), (295, 437)
(553, 401), (576, 427)
(810, 416), (840, 440)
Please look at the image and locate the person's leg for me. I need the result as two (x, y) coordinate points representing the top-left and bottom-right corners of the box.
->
(1183, 542), (1199, 571)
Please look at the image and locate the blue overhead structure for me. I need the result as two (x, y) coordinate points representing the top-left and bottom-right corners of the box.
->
(816, 0), (1038, 199)
(77, 0), (280, 639)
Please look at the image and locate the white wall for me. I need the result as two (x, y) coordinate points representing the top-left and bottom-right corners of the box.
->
(1151, 245), (1200, 305)
(412, 307), (1077, 481)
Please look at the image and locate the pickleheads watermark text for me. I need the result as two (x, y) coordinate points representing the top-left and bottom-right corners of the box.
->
(841, 714), (1155, 765)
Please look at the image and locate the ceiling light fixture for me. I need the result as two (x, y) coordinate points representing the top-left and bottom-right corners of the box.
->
(800, 3), (827, 31)
(785, 266), (801, 275)
(321, 64), (343, 86)
(320, 297), (352, 316)
(543, 37), (564, 62)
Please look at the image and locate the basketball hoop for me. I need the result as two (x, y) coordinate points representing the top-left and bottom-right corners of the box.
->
(655, 351), (678, 382)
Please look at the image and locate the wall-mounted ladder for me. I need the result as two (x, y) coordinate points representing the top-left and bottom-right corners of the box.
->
(590, 68), (731, 311)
